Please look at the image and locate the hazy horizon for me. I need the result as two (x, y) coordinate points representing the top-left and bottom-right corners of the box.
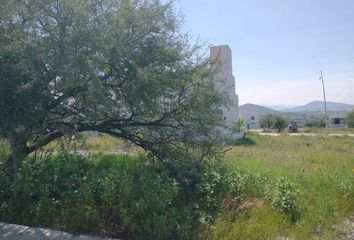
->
(242, 100), (354, 111)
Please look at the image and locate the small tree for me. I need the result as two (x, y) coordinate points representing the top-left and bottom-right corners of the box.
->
(346, 110), (354, 128)
(273, 116), (288, 132)
(260, 114), (274, 129)
(0, 0), (228, 199)
(260, 114), (288, 132)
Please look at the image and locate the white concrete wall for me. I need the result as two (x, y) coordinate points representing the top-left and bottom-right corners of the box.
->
(210, 45), (241, 138)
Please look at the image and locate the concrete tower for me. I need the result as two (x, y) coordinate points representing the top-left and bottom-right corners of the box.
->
(210, 45), (240, 137)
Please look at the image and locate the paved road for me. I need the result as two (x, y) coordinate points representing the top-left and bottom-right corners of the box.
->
(0, 222), (119, 240)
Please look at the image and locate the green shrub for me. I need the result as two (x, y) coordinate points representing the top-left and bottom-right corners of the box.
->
(265, 177), (299, 222)
(260, 114), (289, 132)
(346, 110), (354, 128)
(99, 157), (180, 240)
(0, 140), (13, 220)
(0, 162), (11, 202)
(14, 155), (95, 227)
(304, 117), (326, 128)
(194, 163), (227, 223)
(227, 168), (250, 196)
(0, 151), (240, 240)
(188, 164), (251, 230)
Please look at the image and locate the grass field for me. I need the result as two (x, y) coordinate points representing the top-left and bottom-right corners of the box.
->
(300, 127), (354, 134)
(204, 133), (354, 239)
(1, 133), (353, 239)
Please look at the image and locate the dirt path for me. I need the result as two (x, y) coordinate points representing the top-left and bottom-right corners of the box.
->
(0, 222), (119, 240)
(335, 214), (354, 240)
(258, 132), (354, 137)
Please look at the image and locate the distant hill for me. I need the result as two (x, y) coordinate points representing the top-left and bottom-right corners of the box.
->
(283, 100), (354, 112)
(240, 103), (281, 120)
(262, 104), (296, 111)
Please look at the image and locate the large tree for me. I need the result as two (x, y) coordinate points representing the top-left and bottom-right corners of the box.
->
(0, 0), (226, 172)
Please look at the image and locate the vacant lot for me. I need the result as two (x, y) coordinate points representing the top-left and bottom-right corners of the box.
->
(205, 134), (354, 239)
(1, 134), (353, 239)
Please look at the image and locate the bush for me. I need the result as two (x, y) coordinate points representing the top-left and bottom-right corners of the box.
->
(99, 156), (180, 239)
(15, 154), (96, 228)
(0, 133), (242, 239)
(11, 155), (181, 239)
(260, 115), (288, 132)
(0, 153), (238, 240)
(304, 117), (326, 128)
(193, 163), (232, 223)
(0, 140), (12, 220)
(163, 159), (248, 238)
(346, 110), (354, 128)
(265, 177), (299, 222)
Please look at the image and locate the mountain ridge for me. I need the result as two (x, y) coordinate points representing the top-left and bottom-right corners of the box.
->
(239, 103), (281, 120)
(282, 100), (354, 112)
(239, 101), (354, 117)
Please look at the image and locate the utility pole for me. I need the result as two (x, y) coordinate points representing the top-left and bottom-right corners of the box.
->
(320, 69), (328, 132)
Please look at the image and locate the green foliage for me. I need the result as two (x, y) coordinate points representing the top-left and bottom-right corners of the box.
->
(273, 117), (288, 133)
(2, 132), (354, 239)
(99, 157), (180, 239)
(259, 114), (288, 132)
(0, 0), (226, 165)
(203, 205), (291, 240)
(225, 168), (250, 196)
(211, 134), (354, 239)
(193, 164), (249, 223)
(0, 140), (10, 159)
(304, 116), (326, 128)
(1, 1), (227, 222)
(0, 140), (12, 211)
(232, 119), (246, 133)
(15, 155), (96, 227)
(0, 153), (241, 240)
(346, 110), (354, 128)
(9, 155), (179, 239)
(265, 177), (299, 222)
(259, 114), (273, 129)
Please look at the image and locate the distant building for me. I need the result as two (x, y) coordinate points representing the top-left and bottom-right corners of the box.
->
(210, 45), (240, 137)
(328, 112), (347, 128)
(247, 116), (261, 129)
(239, 103), (280, 129)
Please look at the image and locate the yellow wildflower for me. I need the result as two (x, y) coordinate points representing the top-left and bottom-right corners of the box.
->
(84, 204), (92, 210)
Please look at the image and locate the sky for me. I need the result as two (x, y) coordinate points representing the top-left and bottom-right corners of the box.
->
(173, 0), (354, 106)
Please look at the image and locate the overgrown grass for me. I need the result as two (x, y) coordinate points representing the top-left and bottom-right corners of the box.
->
(204, 133), (354, 239)
(1, 134), (353, 239)
(206, 205), (292, 240)
(0, 144), (242, 239)
(25, 133), (143, 160)
(300, 127), (354, 134)
(84, 134), (125, 152)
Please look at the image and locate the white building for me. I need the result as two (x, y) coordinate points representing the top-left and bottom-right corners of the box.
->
(210, 45), (241, 137)
(328, 111), (347, 128)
